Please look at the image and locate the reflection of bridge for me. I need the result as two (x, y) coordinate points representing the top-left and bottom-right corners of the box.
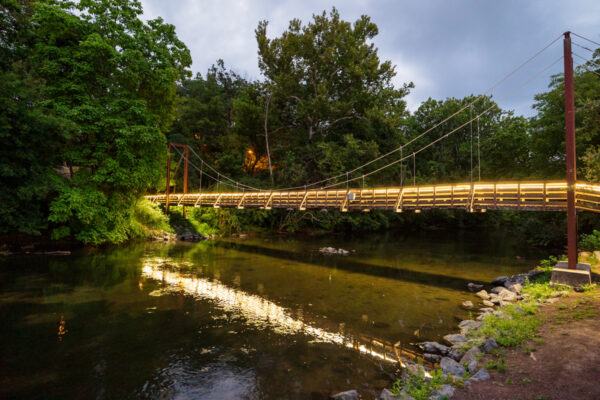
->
(146, 181), (600, 213)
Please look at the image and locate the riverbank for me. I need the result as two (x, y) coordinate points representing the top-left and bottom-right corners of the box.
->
(376, 255), (599, 400)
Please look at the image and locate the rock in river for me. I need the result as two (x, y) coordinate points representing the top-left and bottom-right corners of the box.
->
(424, 353), (441, 363)
(443, 333), (467, 345)
(491, 275), (510, 285)
(418, 341), (449, 355)
(467, 282), (484, 292)
(330, 390), (359, 400)
(475, 290), (490, 300)
(461, 300), (474, 309)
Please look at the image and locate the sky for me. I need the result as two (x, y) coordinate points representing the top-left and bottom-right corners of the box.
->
(141, 0), (600, 116)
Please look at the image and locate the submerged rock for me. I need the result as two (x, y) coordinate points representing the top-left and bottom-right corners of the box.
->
(467, 282), (484, 292)
(319, 247), (350, 256)
(461, 300), (474, 309)
(440, 357), (466, 377)
(330, 390), (359, 400)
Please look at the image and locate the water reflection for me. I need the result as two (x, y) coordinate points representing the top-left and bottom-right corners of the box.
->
(142, 258), (400, 364)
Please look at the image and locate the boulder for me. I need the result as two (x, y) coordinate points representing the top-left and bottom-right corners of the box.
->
(443, 333), (467, 345)
(440, 357), (466, 377)
(546, 297), (560, 304)
(467, 282), (484, 292)
(429, 384), (454, 400)
(490, 286), (505, 294)
(475, 290), (490, 300)
(499, 289), (517, 302)
(513, 306), (526, 315)
(482, 300), (495, 307)
(468, 360), (478, 374)
(491, 276), (509, 285)
(507, 283), (523, 294)
(461, 300), (474, 309)
(481, 338), (498, 354)
(448, 346), (465, 362)
(527, 269), (545, 281)
(419, 341), (449, 355)
(459, 345), (481, 365)
(380, 388), (408, 400)
(469, 368), (491, 382)
(330, 390), (359, 400)
(423, 353), (441, 363)
(458, 320), (482, 335)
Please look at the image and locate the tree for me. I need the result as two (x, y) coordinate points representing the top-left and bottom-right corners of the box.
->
(0, 0), (191, 243)
(255, 8), (412, 186)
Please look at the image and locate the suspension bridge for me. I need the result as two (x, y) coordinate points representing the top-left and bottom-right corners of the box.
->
(147, 32), (600, 271)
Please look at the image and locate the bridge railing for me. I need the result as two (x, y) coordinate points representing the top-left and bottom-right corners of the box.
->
(145, 181), (600, 213)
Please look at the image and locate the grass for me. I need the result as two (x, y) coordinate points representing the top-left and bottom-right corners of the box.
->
(468, 303), (541, 347)
(485, 357), (506, 373)
(391, 367), (453, 400)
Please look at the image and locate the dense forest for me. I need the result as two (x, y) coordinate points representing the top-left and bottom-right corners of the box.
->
(1, 0), (599, 247)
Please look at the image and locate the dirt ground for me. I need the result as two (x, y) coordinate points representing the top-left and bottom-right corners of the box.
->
(454, 290), (600, 400)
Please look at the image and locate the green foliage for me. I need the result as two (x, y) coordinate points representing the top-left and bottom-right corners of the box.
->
(486, 357), (506, 372)
(391, 367), (450, 400)
(471, 304), (541, 347)
(134, 199), (172, 233)
(0, 0), (190, 243)
(580, 229), (600, 251)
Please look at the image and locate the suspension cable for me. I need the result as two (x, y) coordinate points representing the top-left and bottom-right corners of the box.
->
(319, 56), (564, 190)
(272, 34), (564, 192)
(572, 32), (600, 48)
(477, 115), (481, 181)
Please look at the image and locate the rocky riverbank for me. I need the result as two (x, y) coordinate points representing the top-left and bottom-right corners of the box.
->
(330, 259), (598, 400)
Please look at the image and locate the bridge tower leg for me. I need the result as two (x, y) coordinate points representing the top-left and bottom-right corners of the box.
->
(183, 145), (188, 219)
(166, 143), (172, 214)
(563, 32), (577, 270)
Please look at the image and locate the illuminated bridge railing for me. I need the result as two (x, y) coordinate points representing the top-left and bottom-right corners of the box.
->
(146, 181), (600, 213)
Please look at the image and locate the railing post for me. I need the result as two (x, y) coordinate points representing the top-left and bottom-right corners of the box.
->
(564, 32), (577, 269)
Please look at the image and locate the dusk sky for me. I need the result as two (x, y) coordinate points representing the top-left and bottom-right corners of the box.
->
(141, 0), (600, 116)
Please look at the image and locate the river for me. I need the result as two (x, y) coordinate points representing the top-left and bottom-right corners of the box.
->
(0, 230), (544, 399)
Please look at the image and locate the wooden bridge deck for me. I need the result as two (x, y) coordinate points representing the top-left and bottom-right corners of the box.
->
(146, 181), (600, 213)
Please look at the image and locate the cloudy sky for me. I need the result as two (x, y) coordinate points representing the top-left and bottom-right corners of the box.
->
(141, 0), (599, 116)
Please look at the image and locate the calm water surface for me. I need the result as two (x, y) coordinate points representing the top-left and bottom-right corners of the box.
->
(0, 231), (544, 399)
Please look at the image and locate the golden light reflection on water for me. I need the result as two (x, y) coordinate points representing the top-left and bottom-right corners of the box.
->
(141, 258), (400, 365)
